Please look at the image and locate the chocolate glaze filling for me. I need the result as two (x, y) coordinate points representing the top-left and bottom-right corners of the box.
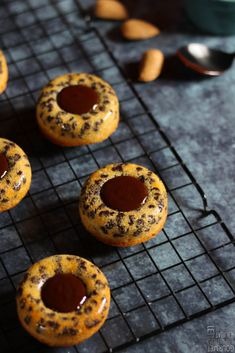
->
(57, 85), (99, 115)
(100, 176), (148, 212)
(0, 153), (9, 179)
(41, 273), (87, 313)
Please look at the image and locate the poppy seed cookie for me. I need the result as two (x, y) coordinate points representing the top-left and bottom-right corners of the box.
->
(79, 163), (168, 247)
(36, 73), (119, 146)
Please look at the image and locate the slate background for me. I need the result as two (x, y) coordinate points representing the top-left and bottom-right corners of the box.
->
(81, 0), (235, 351)
(81, 0), (235, 233)
(0, 0), (235, 352)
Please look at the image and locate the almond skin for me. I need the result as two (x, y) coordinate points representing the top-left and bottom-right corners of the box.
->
(121, 19), (160, 40)
(95, 0), (128, 21)
(139, 49), (164, 82)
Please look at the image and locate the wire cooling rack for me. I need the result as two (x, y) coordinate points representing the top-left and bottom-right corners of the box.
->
(0, 1), (235, 352)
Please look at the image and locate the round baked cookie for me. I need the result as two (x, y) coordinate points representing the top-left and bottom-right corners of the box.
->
(16, 254), (110, 347)
(0, 50), (8, 94)
(36, 73), (119, 146)
(79, 163), (168, 247)
(0, 138), (32, 212)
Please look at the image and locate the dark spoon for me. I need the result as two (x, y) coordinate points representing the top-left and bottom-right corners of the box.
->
(177, 43), (234, 76)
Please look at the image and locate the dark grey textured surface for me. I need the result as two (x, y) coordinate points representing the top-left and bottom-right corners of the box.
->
(82, 0), (235, 351)
(82, 0), (235, 232)
(93, 0), (235, 231)
(0, 0), (235, 352)
(119, 302), (235, 353)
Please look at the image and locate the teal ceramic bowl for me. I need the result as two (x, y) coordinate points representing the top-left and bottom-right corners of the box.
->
(184, 0), (235, 35)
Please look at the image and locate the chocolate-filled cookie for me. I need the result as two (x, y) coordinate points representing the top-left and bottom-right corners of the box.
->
(79, 163), (168, 247)
(36, 73), (119, 146)
(16, 255), (110, 347)
(0, 138), (31, 212)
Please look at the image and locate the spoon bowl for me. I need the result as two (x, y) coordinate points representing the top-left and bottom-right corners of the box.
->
(177, 43), (234, 76)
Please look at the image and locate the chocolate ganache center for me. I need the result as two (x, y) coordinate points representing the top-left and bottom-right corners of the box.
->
(57, 85), (99, 115)
(100, 176), (148, 212)
(0, 153), (9, 179)
(41, 273), (87, 313)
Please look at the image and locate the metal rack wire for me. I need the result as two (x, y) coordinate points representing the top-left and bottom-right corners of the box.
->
(0, 1), (235, 352)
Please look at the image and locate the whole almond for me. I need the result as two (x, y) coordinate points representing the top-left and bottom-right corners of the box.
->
(121, 19), (160, 40)
(95, 0), (128, 21)
(139, 49), (164, 82)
